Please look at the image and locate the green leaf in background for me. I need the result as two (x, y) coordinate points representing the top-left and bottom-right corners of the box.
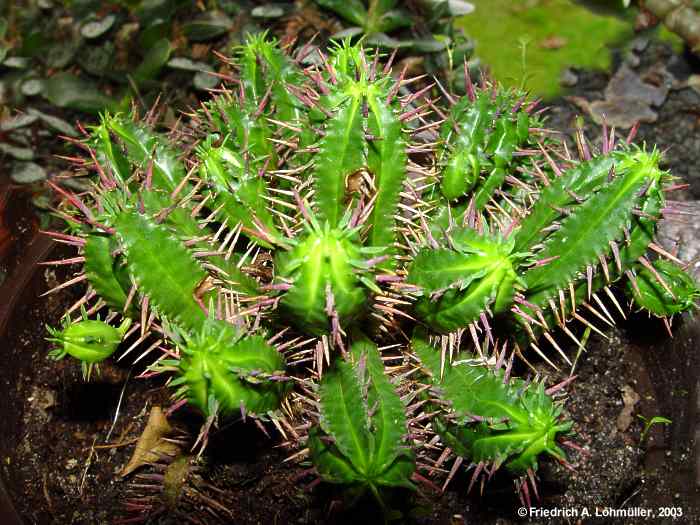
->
(27, 108), (78, 137)
(0, 17), (7, 62)
(193, 70), (218, 90)
(251, 5), (287, 19)
(376, 9), (413, 33)
(43, 72), (117, 113)
(332, 27), (364, 39)
(10, 161), (47, 184)
(0, 143), (34, 161)
(81, 14), (117, 39)
(133, 38), (172, 83)
(0, 114), (38, 132)
(314, 0), (367, 27)
(411, 38), (449, 53)
(20, 78), (45, 96)
(3, 57), (30, 69)
(79, 42), (115, 76)
(183, 11), (232, 41)
(167, 57), (218, 90)
(166, 57), (210, 72)
(364, 33), (411, 49)
(46, 40), (81, 69)
(421, 0), (474, 16)
(139, 19), (170, 49)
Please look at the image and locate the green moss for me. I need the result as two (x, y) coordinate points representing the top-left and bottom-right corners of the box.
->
(457, 0), (635, 99)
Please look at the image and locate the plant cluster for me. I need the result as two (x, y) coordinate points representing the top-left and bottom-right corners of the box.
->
(314, 0), (475, 93)
(43, 33), (697, 516)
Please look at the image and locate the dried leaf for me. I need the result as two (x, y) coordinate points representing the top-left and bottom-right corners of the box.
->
(539, 35), (568, 49)
(616, 384), (640, 432)
(120, 406), (181, 477)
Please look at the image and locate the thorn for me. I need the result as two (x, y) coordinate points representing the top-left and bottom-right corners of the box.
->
(383, 48), (398, 75)
(504, 350), (515, 383)
(433, 76), (456, 106)
(560, 439), (589, 456)
(586, 265), (593, 300)
(480, 312), (494, 346)
(531, 341), (559, 370)
(520, 476), (532, 509)
(533, 255), (560, 267)
(538, 142), (562, 177)
(598, 253), (610, 283)
(442, 457), (463, 492)
(604, 286), (626, 319)
(401, 83), (435, 108)
(545, 375), (576, 395)
(663, 317), (673, 337)
(601, 120), (609, 154)
(648, 242), (684, 265)
(585, 297), (615, 327)
(638, 256), (676, 301)
(40, 273), (87, 296)
(572, 312), (608, 340)
(467, 462), (484, 493)
(39, 256), (86, 266)
(662, 183), (690, 193)
(543, 332), (571, 366)
(624, 269), (641, 298)
(527, 468), (540, 501)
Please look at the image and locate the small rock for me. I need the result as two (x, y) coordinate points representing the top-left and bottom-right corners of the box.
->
(605, 64), (669, 107)
(624, 50), (641, 68)
(560, 68), (578, 88)
(588, 98), (658, 128)
(631, 36), (650, 53)
(658, 201), (700, 280)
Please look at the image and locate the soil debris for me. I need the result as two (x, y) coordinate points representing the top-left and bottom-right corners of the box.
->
(617, 384), (641, 432)
(120, 406), (182, 477)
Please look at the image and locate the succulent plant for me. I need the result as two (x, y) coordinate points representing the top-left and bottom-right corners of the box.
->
(308, 340), (415, 505)
(43, 33), (697, 513)
(162, 319), (289, 419)
(626, 258), (700, 319)
(412, 334), (572, 503)
(47, 308), (132, 380)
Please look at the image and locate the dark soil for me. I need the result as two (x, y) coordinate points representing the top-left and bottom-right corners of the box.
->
(1, 41), (699, 525)
(546, 40), (700, 200)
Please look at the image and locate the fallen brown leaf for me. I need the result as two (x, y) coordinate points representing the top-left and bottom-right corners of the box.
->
(539, 35), (567, 50)
(120, 406), (182, 477)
